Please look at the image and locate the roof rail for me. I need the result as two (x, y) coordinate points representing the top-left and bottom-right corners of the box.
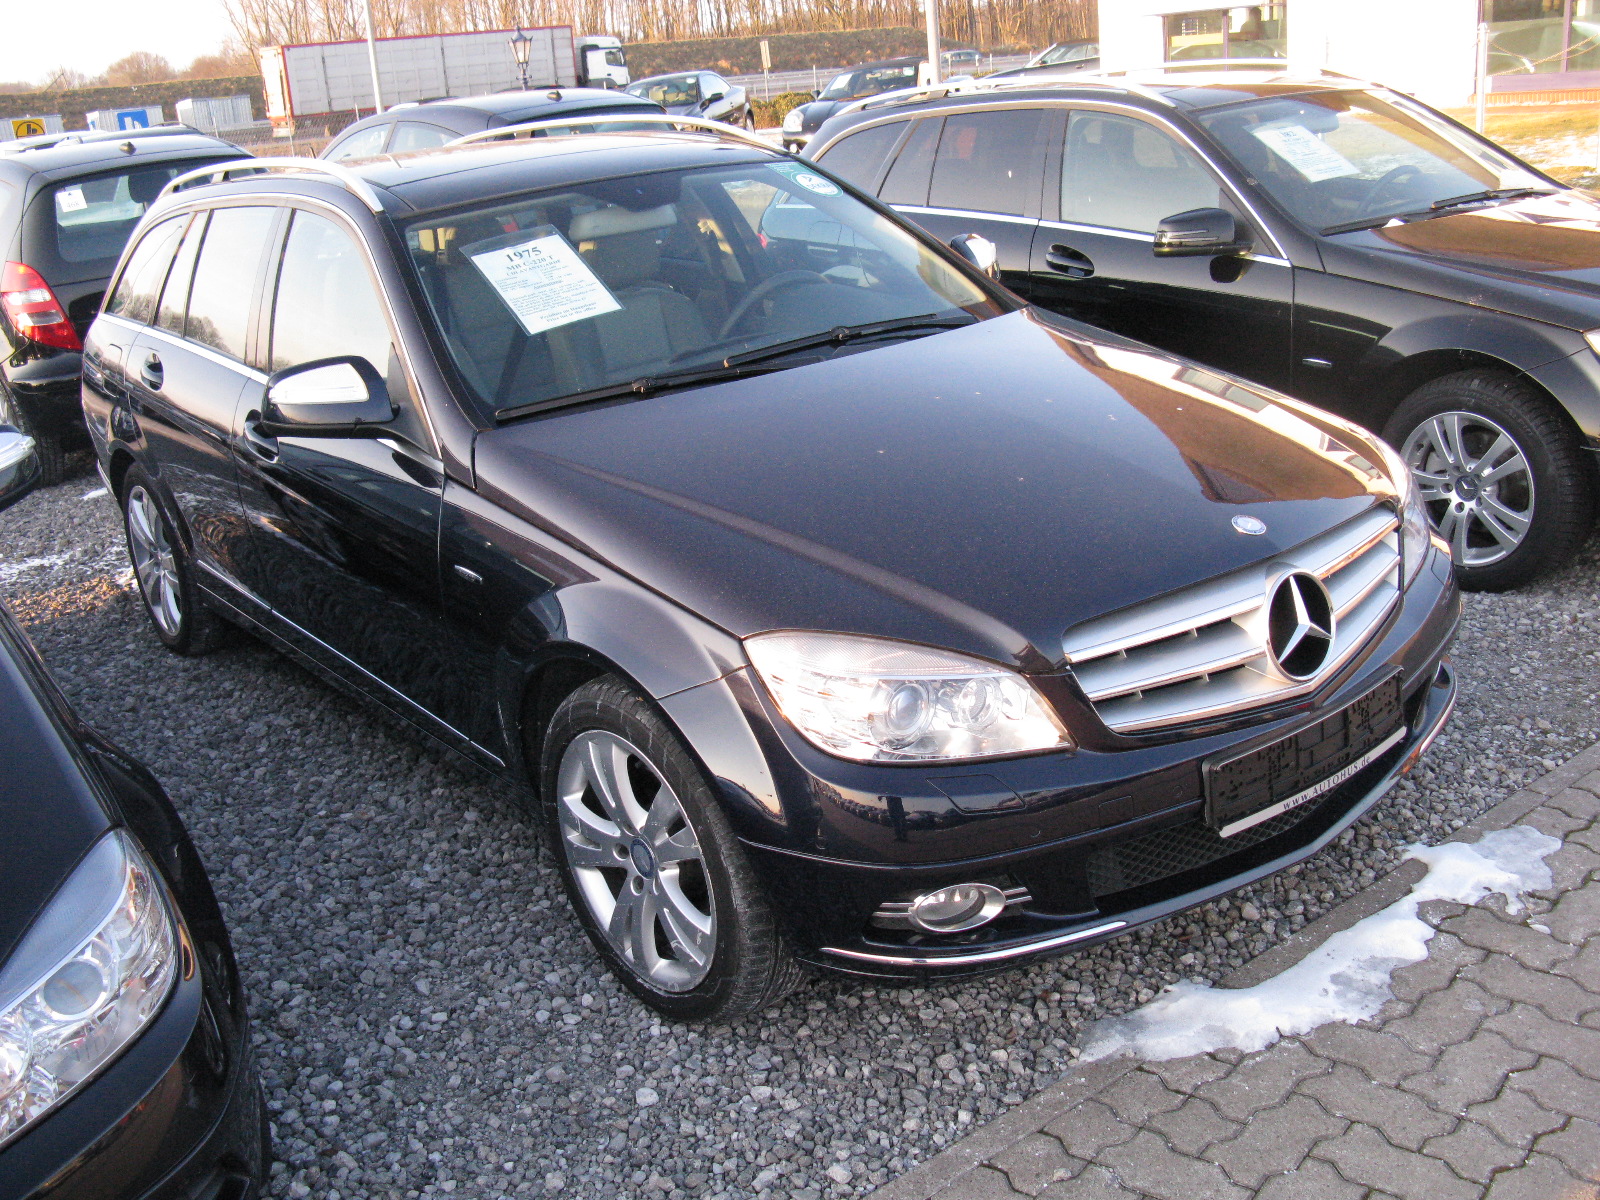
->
(159, 157), (386, 213)
(448, 112), (774, 152)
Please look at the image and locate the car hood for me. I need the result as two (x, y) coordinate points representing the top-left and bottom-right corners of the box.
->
(474, 311), (1395, 671)
(0, 606), (113, 963)
(795, 100), (846, 130)
(1338, 190), (1600, 330)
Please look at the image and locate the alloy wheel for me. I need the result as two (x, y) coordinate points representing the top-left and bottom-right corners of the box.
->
(555, 730), (716, 992)
(1400, 410), (1534, 567)
(127, 485), (183, 637)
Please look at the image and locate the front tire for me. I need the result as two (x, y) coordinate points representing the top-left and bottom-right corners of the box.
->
(121, 467), (231, 655)
(539, 677), (802, 1021)
(1383, 370), (1596, 591)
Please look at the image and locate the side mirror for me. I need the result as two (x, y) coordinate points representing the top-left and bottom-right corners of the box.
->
(261, 356), (395, 437)
(0, 425), (40, 514)
(1153, 207), (1252, 257)
(703, 90), (726, 106)
(948, 232), (1000, 280)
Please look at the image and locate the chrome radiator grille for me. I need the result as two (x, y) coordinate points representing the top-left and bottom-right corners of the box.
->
(1063, 507), (1401, 733)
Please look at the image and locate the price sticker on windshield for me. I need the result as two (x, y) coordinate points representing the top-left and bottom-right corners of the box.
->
(466, 227), (621, 336)
(1250, 124), (1359, 183)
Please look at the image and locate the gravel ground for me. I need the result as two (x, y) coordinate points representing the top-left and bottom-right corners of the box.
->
(3, 464), (1598, 1200)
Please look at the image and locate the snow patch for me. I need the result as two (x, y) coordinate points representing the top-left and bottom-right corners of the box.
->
(0, 552), (77, 585)
(1081, 825), (1560, 1063)
(81, 487), (108, 500)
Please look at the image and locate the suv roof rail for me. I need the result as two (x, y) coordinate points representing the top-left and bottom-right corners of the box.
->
(160, 156), (386, 213)
(448, 112), (775, 152)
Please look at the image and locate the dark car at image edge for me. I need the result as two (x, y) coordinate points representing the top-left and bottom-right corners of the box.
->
(80, 124), (1457, 1021)
(0, 429), (267, 1198)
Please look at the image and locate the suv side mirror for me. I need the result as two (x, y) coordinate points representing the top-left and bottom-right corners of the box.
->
(702, 89), (726, 106)
(948, 233), (1000, 280)
(0, 426), (40, 514)
(1153, 208), (1251, 257)
(261, 356), (396, 436)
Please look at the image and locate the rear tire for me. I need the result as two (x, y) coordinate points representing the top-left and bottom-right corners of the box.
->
(1383, 370), (1596, 592)
(10, 403), (70, 487)
(121, 467), (231, 655)
(538, 676), (803, 1021)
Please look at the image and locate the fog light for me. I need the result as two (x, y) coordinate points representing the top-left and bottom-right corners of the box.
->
(908, 883), (1007, 933)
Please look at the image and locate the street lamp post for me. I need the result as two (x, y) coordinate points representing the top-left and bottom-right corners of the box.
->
(924, 0), (941, 86)
(509, 28), (533, 92)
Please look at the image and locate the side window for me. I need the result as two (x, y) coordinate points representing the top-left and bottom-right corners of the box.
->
(1062, 111), (1224, 234)
(103, 216), (186, 324)
(929, 109), (1050, 216)
(389, 122), (454, 154)
(155, 213), (205, 335)
(184, 206), (276, 360)
(813, 122), (905, 192)
(325, 124), (389, 162)
(880, 118), (941, 205)
(703, 73), (728, 95)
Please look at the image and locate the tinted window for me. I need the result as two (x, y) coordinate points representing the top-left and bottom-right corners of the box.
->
(814, 123), (904, 191)
(269, 210), (392, 374)
(389, 122), (454, 154)
(1062, 111), (1222, 233)
(103, 216), (186, 324)
(929, 109), (1050, 216)
(326, 124), (389, 161)
(880, 118), (940, 205)
(185, 206), (276, 360)
(156, 213), (206, 335)
(50, 165), (186, 265)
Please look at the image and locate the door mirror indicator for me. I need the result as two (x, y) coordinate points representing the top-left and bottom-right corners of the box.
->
(262, 356), (396, 436)
(949, 233), (1000, 279)
(0, 426), (40, 513)
(1153, 207), (1252, 257)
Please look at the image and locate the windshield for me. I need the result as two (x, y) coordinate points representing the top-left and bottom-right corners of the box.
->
(1197, 90), (1549, 233)
(627, 74), (700, 106)
(818, 63), (919, 101)
(404, 162), (993, 416)
(1037, 42), (1096, 65)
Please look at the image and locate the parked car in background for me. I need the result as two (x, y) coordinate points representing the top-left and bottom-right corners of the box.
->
(625, 72), (754, 129)
(0, 132), (243, 482)
(1020, 40), (1100, 72)
(82, 123), (1454, 1020)
(941, 48), (983, 73)
(780, 56), (922, 151)
(0, 426), (267, 1197)
(321, 88), (665, 161)
(808, 67), (1600, 590)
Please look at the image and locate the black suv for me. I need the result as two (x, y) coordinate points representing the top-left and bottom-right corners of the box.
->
(83, 125), (1455, 1020)
(0, 132), (242, 481)
(807, 68), (1600, 590)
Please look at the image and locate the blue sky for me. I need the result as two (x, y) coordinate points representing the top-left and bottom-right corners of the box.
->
(3, 0), (236, 86)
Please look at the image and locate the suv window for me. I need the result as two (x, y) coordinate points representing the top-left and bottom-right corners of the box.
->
(184, 206), (276, 360)
(103, 216), (186, 324)
(326, 124), (389, 162)
(1062, 111), (1223, 234)
(49, 165), (188, 265)
(880, 118), (940, 206)
(156, 213), (206, 335)
(813, 123), (904, 191)
(929, 109), (1050, 216)
(389, 122), (454, 154)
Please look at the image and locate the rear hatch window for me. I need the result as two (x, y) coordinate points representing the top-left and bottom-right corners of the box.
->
(49, 164), (189, 265)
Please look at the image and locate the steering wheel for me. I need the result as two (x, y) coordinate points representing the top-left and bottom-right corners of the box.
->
(1355, 164), (1426, 218)
(719, 270), (829, 339)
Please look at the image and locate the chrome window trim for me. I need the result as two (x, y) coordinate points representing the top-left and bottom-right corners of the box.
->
(100, 313), (270, 383)
(892, 204), (1037, 227)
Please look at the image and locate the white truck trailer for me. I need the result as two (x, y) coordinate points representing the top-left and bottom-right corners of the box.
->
(260, 27), (629, 127)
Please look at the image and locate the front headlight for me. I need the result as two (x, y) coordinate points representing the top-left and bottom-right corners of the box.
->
(745, 631), (1073, 762)
(782, 108), (804, 132)
(0, 830), (179, 1151)
(1376, 439), (1440, 585)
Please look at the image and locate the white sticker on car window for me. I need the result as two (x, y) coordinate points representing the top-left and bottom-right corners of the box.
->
(771, 163), (841, 196)
(56, 185), (88, 213)
(1250, 124), (1359, 182)
(466, 227), (621, 336)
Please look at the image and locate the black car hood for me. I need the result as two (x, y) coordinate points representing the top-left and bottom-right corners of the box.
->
(0, 607), (113, 963)
(475, 311), (1393, 670)
(795, 100), (847, 132)
(1337, 190), (1600, 331)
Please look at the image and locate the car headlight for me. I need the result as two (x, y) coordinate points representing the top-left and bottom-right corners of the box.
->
(0, 830), (179, 1151)
(782, 108), (804, 132)
(745, 631), (1073, 762)
(1375, 439), (1440, 585)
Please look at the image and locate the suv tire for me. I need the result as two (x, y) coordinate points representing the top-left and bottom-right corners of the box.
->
(10, 401), (70, 487)
(121, 467), (232, 655)
(1384, 370), (1596, 592)
(539, 676), (803, 1020)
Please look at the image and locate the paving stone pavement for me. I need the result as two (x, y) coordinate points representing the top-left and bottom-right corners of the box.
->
(870, 746), (1600, 1200)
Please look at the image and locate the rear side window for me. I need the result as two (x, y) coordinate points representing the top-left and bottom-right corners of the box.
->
(813, 123), (904, 192)
(389, 122), (454, 154)
(49, 165), (186, 265)
(184, 206), (276, 361)
(326, 124), (389, 162)
(103, 216), (186, 324)
(156, 214), (206, 335)
(929, 109), (1051, 216)
(880, 118), (940, 206)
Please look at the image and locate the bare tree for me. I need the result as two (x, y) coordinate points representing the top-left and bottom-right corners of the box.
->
(101, 52), (178, 86)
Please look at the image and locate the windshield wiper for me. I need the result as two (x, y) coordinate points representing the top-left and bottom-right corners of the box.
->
(721, 313), (976, 368)
(1321, 186), (1557, 236)
(493, 361), (787, 423)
